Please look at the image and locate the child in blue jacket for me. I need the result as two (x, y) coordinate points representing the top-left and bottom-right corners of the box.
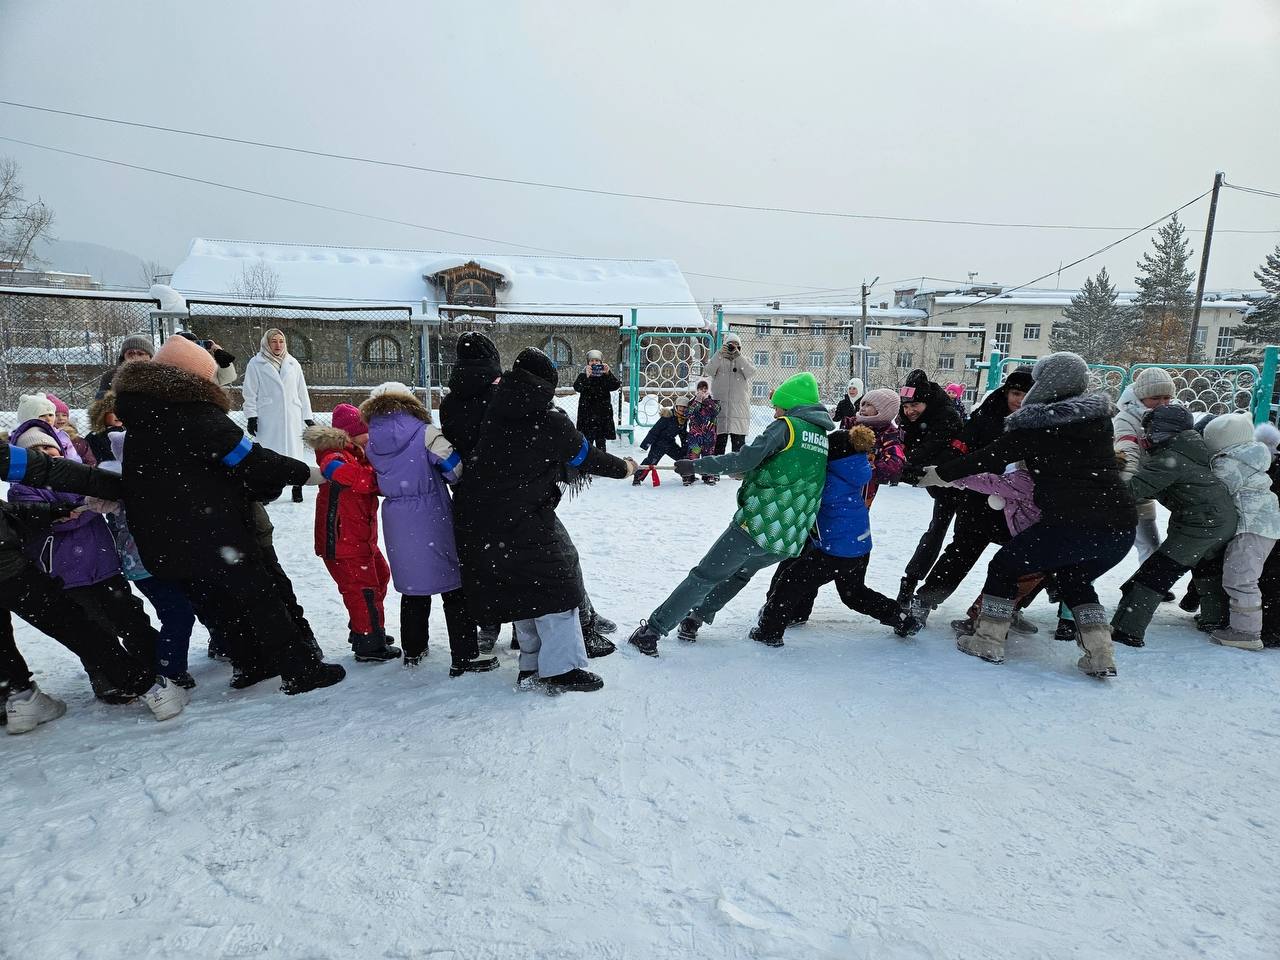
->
(634, 399), (686, 486)
(752, 425), (922, 645)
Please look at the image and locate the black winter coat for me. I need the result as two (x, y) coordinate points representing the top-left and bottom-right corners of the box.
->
(440, 360), (499, 461)
(573, 369), (620, 441)
(640, 415), (685, 461)
(964, 387), (1016, 451)
(902, 383), (965, 467)
(937, 392), (1137, 529)
(833, 395), (860, 426)
(455, 367), (629, 623)
(113, 360), (312, 580)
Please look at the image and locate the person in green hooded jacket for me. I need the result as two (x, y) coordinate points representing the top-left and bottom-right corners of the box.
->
(627, 371), (836, 656)
(1111, 404), (1237, 647)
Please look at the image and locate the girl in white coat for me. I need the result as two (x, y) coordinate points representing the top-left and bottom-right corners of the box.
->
(243, 328), (315, 502)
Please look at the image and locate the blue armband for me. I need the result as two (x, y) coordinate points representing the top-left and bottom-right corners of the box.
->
(5, 445), (28, 483)
(568, 438), (589, 467)
(321, 459), (343, 481)
(221, 435), (253, 468)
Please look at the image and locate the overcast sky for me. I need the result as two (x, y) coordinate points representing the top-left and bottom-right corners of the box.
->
(1, 0), (1277, 306)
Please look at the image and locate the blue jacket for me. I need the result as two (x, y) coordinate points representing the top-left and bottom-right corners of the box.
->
(810, 433), (873, 558)
(640, 414), (685, 462)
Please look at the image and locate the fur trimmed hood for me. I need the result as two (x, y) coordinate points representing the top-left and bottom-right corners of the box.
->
(112, 359), (231, 412)
(359, 391), (431, 424)
(1005, 391), (1113, 432)
(303, 424), (353, 453)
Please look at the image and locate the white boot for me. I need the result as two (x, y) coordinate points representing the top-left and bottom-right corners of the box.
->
(142, 676), (188, 721)
(5, 684), (67, 735)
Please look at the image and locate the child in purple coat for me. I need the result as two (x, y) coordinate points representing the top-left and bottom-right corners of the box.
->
(360, 382), (498, 676)
(8, 420), (162, 701)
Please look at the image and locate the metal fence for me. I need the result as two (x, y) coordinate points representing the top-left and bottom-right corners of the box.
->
(0, 288), (161, 409)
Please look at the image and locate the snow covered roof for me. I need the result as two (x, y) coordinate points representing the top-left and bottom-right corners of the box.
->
(933, 290), (1256, 310)
(170, 239), (706, 329)
(721, 303), (928, 321)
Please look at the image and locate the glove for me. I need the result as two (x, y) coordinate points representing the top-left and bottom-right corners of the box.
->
(213, 347), (236, 368)
(913, 466), (949, 488)
(305, 419), (316, 427)
(622, 457), (638, 477)
(82, 497), (120, 514)
(673, 459), (696, 477)
(246, 417), (258, 436)
(305, 464), (327, 486)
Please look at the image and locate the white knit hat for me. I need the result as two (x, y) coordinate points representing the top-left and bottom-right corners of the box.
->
(586, 349), (603, 361)
(14, 427), (60, 451)
(16, 393), (56, 423)
(1203, 413), (1257, 454)
(847, 377), (865, 399)
(1131, 367), (1176, 402)
(369, 381), (416, 400)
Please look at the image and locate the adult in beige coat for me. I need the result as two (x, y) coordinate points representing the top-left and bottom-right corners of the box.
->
(702, 332), (756, 454)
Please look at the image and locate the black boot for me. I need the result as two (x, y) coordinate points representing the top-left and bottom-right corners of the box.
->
(230, 663), (281, 690)
(1112, 629), (1144, 648)
(478, 624), (500, 653)
(896, 577), (917, 608)
(350, 630), (402, 663)
(1054, 618), (1077, 642)
(281, 661), (346, 695)
(538, 668), (604, 694)
(589, 611), (616, 635)
(449, 655), (500, 677)
(894, 613), (924, 638)
(1180, 583), (1201, 613)
(749, 626), (784, 647)
(627, 621), (660, 657)
(676, 615), (702, 642)
(583, 622), (617, 659)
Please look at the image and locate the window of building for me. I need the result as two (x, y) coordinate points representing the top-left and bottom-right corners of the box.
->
(964, 387), (977, 404)
(1196, 327), (1209, 350)
(782, 320), (800, 336)
(1023, 323), (1041, 341)
(868, 328), (881, 339)
(866, 353), (881, 368)
(938, 354), (955, 371)
(810, 320), (827, 334)
(752, 381), (768, 399)
(1215, 327), (1235, 363)
(756, 320), (770, 335)
(363, 334), (402, 364)
(993, 322), (1013, 354)
(544, 336), (573, 367)
(965, 354), (982, 370)
(941, 323), (957, 341)
(753, 350), (769, 366)
(781, 351), (797, 368)
(452, 278), (493, 306)
(896, 351), (913, 369)
(967, 327), (983, 340)
(280, 329), (311, 362)
(809, 351), (825, 368)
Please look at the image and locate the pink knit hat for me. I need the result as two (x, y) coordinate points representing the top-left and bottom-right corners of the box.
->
(45, 393), (69, 416)
(944, 383), (965, 399)
(154, 335), (216, 382)
(330, 403), (368, 438)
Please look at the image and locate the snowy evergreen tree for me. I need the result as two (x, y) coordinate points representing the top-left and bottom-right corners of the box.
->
(1130, 213), (1195, 363)
(1051, 266), (1131, 362)
(1232, 244), (1280, 361)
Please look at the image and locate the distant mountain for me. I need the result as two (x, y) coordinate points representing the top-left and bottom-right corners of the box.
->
(35, 239), (159, 289)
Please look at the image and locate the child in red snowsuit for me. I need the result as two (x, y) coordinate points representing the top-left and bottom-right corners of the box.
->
(304, 404), (399, 663)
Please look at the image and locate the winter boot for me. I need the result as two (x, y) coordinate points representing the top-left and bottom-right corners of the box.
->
(749, 626), (784, 647)
(350, 630), (402, 663)
(1072, 604), (1117, 678)
(1210, 627), (1264, 651)
(580, 606), (616, 635)
(539, 668), (605, 694)
(1054, 617), (1077, 642)
(676, 615), (702, 643)
(89, 670), (136, 704)
(169, 672), (197, 690)
(896, 577), (917, 608)
(894, 613), (925, 638)
(1110, 582), (1163, 648)
(5, 684), (67, 735)
(583, 625), (617, 659)
(957, 595), (1012, 664)
(230, 663), (280, 689)
(142, 676), (188, 721)
(1111, 629), (1144, 648)
(1179, 582), (1200, 612)
(951, 617), (976, 636)
(682, 474), (697, 487)
(1194, 613), (1229, 633)
(516, 669), (539, 690)
(907, 595), (932, 628)
(1009, 611), (1039, 635)
(449, 655), (501, 677)
(627, 621), (660, 657)
(702, 474), (718, 485)
(281, 662), (347, 695)
(291, 485), (304, 503)
(478, 624), (500, 654)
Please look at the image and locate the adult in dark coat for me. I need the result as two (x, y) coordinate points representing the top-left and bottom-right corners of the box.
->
(922, 352), (1138, 676)
(572, 349), (621, 449)
(908, 367), (1034, 620)
(112, 336), (344, 695)
(454, 348), (634, 692)
(95, 335), (154, 400)
(897, 369), (967, 605)
(440, 331), (502, 461)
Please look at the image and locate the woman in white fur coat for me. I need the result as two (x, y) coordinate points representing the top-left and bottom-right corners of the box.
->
(242, 328), (315, 502)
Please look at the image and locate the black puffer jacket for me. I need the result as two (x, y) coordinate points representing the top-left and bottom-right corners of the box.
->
(440, 334), (502, 460)
(113, 360), (312, 579)
(901, 373), (965, 467)
(937, 392), (1137, 529)
(455, 365), (629, 623)
(572, 368), (621, 442)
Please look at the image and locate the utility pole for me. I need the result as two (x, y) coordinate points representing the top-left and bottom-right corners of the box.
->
(858, 276), (878, 382)
(1187, 170), (1225, 363)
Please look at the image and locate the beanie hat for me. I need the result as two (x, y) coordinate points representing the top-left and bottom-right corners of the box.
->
(330, 403), (368, 438)
(1203, 413), (1256, 454)
(1132, 367), (1176, 402)
(1255, 422), (1280, 455)
(847, 377), (865, 399)
(586, 349), (604, 362)
(1004, 366), (1034, 393)
(45, 393), (69, 416)
(118, 335), (154, 362)
(1144, 403), (1194, 444)
(16, 393), (56, 423)
(944, 383), (965, 400)
(154, 334), (217, 382)
(722, 332), (742, 347)
(856, 388), (901, 427)
(14, 424), (60, 451)
(513, 347), (558, 386)
(369, 381), (416, 400)
(1024, 352), (1089, 406)
(770, 371), (820, 410)
(899, 369), (932, 402)
(455, 331), (500, 365)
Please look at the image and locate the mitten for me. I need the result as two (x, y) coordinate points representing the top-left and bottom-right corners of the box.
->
(246, 417), (258, 436)
(673, 459), (696, 477)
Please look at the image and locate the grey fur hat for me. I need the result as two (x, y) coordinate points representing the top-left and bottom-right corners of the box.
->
(1023, 351), (1089, 406)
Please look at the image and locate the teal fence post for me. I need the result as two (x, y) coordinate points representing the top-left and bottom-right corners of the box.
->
(715, 306), (724, 350)
(1255, 345), (1279, 425)
(628, 307), (640, 427)
(985, 350), (1004, 392)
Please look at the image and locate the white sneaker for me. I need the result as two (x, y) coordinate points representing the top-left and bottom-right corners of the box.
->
(6, 684), (67, 735)
(143, 677), (188, 721)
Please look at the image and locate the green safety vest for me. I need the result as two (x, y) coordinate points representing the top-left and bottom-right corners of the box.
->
(733, 417), (830, 558)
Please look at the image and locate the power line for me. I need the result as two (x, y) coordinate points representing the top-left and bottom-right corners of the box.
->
(1225, 181), (1280, 202)
(5, 97), (1276, 234)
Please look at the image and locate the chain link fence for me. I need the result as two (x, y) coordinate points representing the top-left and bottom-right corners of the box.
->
(0, 289), (159, 412)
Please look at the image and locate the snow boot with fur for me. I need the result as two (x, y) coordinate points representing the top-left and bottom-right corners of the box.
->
(1072, 604), (1117, 677)
(5, 683), (67, 734)
(957, 595), (1012, 664)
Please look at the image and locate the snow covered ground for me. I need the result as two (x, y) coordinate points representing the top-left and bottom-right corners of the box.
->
(4, 467), (1280, 959)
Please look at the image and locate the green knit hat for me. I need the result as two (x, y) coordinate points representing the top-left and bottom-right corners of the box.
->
(770, 372), (820, 410)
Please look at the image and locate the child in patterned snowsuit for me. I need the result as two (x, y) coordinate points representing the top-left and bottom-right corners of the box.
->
(685, 379), (720, 485)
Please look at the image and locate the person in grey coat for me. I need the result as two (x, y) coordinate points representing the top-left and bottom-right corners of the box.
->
(702, 332), (756, 454)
